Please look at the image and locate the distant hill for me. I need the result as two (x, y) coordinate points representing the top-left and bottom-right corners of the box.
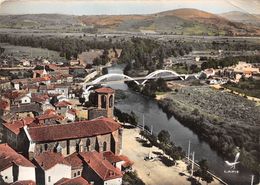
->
(0, 8), (259, 36)
(219, 11), (260, 26)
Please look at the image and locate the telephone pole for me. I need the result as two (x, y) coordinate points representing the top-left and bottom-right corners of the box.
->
(188, 140), (191, 162)
(191, 152), (195, 177)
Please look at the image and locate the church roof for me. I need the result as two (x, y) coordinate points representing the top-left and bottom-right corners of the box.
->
(27, 117), (121, 142)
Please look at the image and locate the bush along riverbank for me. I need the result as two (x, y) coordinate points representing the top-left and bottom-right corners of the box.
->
(156, 87), (260, 174)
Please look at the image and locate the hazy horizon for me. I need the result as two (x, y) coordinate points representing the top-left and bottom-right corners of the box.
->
(0, 0), (259, 15)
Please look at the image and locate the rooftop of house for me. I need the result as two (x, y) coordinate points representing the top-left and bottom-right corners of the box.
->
(79, 151), (123, 181)
(103, 151), (134, 168)
(54, 177), (90, 185)
(34, 151), (70, 171)
(35, 112), (63, 121)
(103, 151), (123, 164)
(95, 87), (115, 94)
(26, 117), (121, 143)
(10, 103), (42, 114)
(55, 100), (72, 107)
(31, 94), (49, 103)
(0, 143), (35, 172)
(67, 109), (77, 115)
(12, 180), (36, 185)
(3, 117), (34, 135)
(4, 90), (29, 101)
(12, 76), (51, 84)
(64, 152), (83, 170)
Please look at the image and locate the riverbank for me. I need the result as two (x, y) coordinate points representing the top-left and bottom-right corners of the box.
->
(156, 86), (260, 174)
(122, 128), (222, 185)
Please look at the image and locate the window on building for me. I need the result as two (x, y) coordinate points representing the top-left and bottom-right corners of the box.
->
(101, 95), (106, 108)
(5, 176), (8, 179)
(109, 95), (113, 108)
(44, 144), (48, 151)
(74, 173), (77, 177)
(77, 171), (80, 176)
(66, 140), (70, 155)
(48, 176), (51, 182)
(103, 141), (107, 152)
(86, 139), (90, 151)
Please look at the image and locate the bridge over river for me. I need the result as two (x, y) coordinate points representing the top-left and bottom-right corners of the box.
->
(82, 69), (201, 90)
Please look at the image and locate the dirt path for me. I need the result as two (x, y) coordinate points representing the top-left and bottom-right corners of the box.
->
(122, 128), (221, 185)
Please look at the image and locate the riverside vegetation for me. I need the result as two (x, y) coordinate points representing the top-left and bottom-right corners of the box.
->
(157, 86), (260, 173)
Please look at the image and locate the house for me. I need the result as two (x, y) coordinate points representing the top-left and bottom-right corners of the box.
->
(54, 177), (90, 185)
(80, 151), (123, 185)
(201, 68), (215, 79)
(34, 112), (63, 125)
(3, 117), (35, 151)
(103, 151), (133, 172)
(33, 69), (48, 78)
(64, 153), (83, 179)
(69, 59), (80, 66)
(22, 117), (123, 159)
(65, 109), (77, 122)
(4, 91), (32, 105)
(20, 59), (31, 67)
(195, 56), (200, 62)
(33, 152), (71, 185)
(0, 144), (36, 184)
(54, 100), (72, 115)
(0, 80), (12, 91)
(233, 62), (259, 75)
(12, 180), (36, 185)
(54, 84), (69, 98)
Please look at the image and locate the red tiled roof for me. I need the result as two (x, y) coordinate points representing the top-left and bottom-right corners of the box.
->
(54, 177), (90, 185)
(44, 109), (56, 115)
(34, 151), (70, 171)
(32, 94), (49, 103)
(103, 151), (123, 164)
(4, 91), (23, 100)
(0, 143), (35, 171)
(12, 180), (36, 185)
(95, 87), (114, 94)
(103, 151), (134, 168)
(80, 151), (123, 181)
(36, 113), (62, 121)
(34, 70), (45, 75)
(64, 153), (83, 170)
(55, 101), (72, 107)
(3, 117), (35, 135)
(67, 109), (76, 115)
(118, 155), (134, 168)
(27, 117), (121, 142)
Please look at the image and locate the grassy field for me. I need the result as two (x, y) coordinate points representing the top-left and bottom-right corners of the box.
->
(158, 86), (260, 173)
(1, 43), (66, 62)
(224, 79), (260, 99)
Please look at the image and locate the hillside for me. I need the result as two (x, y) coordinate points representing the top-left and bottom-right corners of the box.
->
(220, 11), (260, 26)
(0, 8), (259, 36)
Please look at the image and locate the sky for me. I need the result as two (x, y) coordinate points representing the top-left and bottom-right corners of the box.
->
(0, 0), (259, 15)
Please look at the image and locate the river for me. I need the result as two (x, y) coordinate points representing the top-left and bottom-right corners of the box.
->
(106, 64), (255, 185)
